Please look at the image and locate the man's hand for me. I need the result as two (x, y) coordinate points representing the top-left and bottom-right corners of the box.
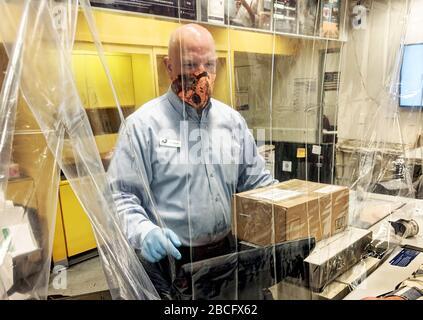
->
(141, 228), (182, 263)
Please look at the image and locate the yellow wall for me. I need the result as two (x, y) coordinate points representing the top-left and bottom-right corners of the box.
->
(72, 53), (135, 108)
(58, 181), (97, 257)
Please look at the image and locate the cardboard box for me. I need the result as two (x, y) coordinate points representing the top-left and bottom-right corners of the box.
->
(304, 227), (372, 292)
(232, 179), (349, 246)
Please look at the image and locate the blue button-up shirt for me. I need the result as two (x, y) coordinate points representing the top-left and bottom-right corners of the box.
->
(107, 89), (277, 248)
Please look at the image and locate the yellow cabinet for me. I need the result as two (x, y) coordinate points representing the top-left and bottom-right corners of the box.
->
(72, 53), (136, 109)
(131, 53), (156, 107)
(85, 54), (135, 108)
(52, 199), (68, 264)
(52, 51), (157, 262)
(58, 181), (97, 258)
(71, 54), (89, 107)
(107, 55), (135, 107)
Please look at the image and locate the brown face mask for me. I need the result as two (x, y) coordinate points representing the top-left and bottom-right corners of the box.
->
(171, 71), (216, 110)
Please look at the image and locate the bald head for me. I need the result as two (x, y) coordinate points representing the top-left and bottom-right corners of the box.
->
(164, 24), (217, 80)
(168, 24), (215, 58)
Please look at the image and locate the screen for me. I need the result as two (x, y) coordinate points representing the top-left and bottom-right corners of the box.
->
(400, 43), (423, 107)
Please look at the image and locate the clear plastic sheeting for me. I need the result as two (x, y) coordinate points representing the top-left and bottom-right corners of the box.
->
(338, 0), (421, 231)
(335, 0), (423, 298)
(0, 0), (159, 300)
(0, 0), (422, 301)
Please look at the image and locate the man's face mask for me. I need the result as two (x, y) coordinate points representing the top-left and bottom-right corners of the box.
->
(171, 71), (216, 110)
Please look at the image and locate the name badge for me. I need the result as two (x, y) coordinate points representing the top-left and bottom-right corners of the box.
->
(159, 138), (181, 148)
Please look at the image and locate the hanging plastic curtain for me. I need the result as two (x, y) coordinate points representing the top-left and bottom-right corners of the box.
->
(334, 0), (423, 299)
(86, 0), (422, 300)
(0, 0), (160, 300)
(339, 0), (420, 242)
(1, 0), (422, 301)
(229, 0), (350, 299)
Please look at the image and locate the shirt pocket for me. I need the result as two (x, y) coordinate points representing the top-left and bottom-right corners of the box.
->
(154, 143), (182, 176)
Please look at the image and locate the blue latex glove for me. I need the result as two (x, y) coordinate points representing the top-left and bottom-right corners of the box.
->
(141, 227), (182, 263)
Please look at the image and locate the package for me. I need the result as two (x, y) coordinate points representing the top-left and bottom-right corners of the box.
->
(0, 228), (12, 292)
(273, 0), (298, 33)
(297, 0), (318, 36)
(200, 0), (225, 25)
(0, 211), (42, 292)
(304, 227), (372, 292)
(319, 0), (339, 38)
(232, 179), (349, 246)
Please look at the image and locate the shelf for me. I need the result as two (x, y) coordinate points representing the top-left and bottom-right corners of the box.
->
(75, 9), (345, 57)
(88, 7), (348, 43)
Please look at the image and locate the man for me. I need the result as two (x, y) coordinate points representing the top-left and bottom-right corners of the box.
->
(107, 23), (276, 298)
(363, 263), (423, 300)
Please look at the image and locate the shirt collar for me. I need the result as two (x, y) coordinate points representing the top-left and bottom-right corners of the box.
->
(166, 88), (212, 121)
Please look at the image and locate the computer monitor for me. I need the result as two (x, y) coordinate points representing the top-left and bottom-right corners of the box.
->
(400, 43), (423, 108)
(172, 237), (316, 300)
